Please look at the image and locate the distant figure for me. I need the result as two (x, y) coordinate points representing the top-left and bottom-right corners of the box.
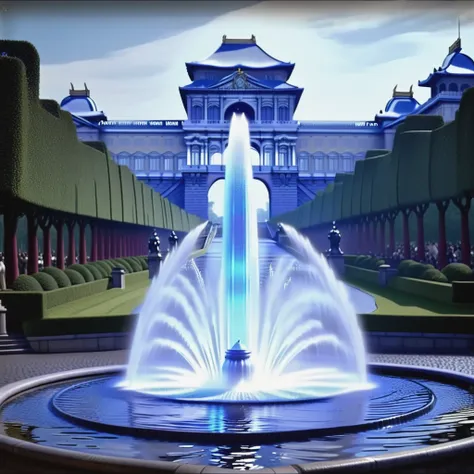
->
(0, 254), (5, 290)
(168, 231), (179, 251)
(148, 230), (161, 256)
(327, 221), (343, 256)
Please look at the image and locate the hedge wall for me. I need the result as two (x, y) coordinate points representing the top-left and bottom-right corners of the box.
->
(0, 40), (201, 232)
(270, 87), (474, 229)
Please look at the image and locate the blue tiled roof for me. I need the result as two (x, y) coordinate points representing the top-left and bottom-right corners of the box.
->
(419, 46), (474, 87)
(181, 70), (300, 91)
(186, 39), (295, 80)
(60, 93), (107, 123)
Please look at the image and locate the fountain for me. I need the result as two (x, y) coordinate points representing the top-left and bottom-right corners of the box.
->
(122, 113), (368, 402)
(1, 114), (474, 473)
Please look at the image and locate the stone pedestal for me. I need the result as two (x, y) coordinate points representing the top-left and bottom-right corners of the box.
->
(326, 254), (345, 278)
(148, 255), (161, 280)
(111, 268), (125, 289)
(378, 264), (398, 286)
(0, 300), (7, 336)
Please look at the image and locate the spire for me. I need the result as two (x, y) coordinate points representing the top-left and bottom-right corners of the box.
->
(449, 17), (462, 54)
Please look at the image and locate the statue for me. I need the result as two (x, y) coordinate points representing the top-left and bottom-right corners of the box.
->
(328, 221), (343, 256)
(148, 230), (162, 257)
(168, 231), (178, 251)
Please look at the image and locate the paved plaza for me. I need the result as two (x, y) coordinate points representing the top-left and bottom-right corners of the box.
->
(2, 351), (474, 387)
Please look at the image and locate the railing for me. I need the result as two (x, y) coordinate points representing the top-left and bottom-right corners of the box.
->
(189, 223), (218, 259)
(184, 120), (297, 126)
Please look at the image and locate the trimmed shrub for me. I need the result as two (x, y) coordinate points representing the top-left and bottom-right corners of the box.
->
(31, 272), (58, 291)
(115, 258), (134, 273)
(397, 259), (417, 277)
(95, 261), (112, 276)
(367, 257), (385, 270)
(64, 269), (86, 285)
(422, 268), (449, 283)
(90, 262), (109, 278)
(42, 266), (72, 288)
(101, 260), (115, 270)
(137, 257), (148, 270)
(441, 263), (474, 282)
(12, 274), (43, 292)
(68, 264), (94, 282)
(110, 260), (127, 272)
(407, 263), (435, 279)
(354, 255), (366, 266)
(124, 257), (142, 273)
(84, 263), (104, 280)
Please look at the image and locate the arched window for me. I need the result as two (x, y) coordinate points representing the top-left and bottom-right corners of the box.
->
(263, 147), (273, 166)
(298, 152), (309, 171)
(312, 152), (326, 172)
(278, 106), (289, 121)
(208, 105), (220, 121)
(117, 152), (131, 167)
(278, 146), (289, 166)
(261, 106), (273, 121)
(176, 152), (187, 170)
(439, 83), (447, 92)
(132, 152), (146, 171)
(341, 152), (354, 172)
(191, 105), (203, 121)
(163, 152), (174, 171)
(327, 152), (339, 172)
(148, 152), (161, 171)
(461, 83), (470, 93)
(448, 83), (458, 92)
(191, 145), (200, 166)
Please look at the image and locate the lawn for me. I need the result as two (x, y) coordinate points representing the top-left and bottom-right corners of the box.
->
(46, 278), (150, 318)
(345, 276), (474, 317)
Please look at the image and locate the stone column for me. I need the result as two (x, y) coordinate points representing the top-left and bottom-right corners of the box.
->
(55, 218), (65, 269)
(186, 145), (191, 166)
(91, 223), (98, 262)
(79, 220), (87, 264)
(67, 220), (76, 266)
(3, 210), (19, 287)
(42, 222), (52, 268)
(27, 214), (39, 274)
(273, 96), (277, 121)
(204, 97), (208, 121)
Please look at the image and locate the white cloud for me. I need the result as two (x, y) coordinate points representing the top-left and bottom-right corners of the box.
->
(40, 0), (474, 121)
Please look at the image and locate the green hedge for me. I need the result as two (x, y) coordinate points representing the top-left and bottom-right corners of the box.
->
(0, 40), (201, 231)
(64, 268), (85, 285)
(2, 270), (148, 325)
(270, 89), (474, 228)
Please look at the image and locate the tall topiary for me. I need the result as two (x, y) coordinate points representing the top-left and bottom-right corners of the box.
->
(64, 269), (86, 285)
(11, 274), (43, 292)
(31, 272), (59, 291)
(42, 266), (72, 288)
(68, 264), (94, 282)
(84, 263), (104, 280)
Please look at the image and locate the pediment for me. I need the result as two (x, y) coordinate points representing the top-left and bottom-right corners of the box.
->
(210, 70), (271, 91)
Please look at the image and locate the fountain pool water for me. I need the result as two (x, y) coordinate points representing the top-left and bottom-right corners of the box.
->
(121, 113), (369, 403)
(2, 114), (474, 473)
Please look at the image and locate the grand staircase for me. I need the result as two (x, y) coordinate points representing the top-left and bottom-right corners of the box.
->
(0, 334), (33, 355)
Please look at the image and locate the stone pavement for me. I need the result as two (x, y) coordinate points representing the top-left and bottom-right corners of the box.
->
(1, 351), (474, 387)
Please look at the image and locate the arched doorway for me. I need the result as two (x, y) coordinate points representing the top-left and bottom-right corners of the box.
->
(208, 178), (270, 223)
(224, 102), (255, 122)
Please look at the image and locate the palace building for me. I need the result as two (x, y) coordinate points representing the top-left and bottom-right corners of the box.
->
(62, 35), (474, 219)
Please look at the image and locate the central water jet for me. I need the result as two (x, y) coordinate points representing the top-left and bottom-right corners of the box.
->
(220, 113), (259, 387)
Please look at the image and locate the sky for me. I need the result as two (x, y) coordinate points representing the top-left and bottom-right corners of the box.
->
(2, 0), (474, 215)
(3, 0), (474, 122)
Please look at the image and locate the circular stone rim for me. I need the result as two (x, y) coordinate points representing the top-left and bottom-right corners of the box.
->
(1, 363), (474, 474)
(49, 374), (436, 443)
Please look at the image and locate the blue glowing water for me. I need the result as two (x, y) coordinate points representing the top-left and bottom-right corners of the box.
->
(122, 113), (369, 402)
(221, 114), (260, 348)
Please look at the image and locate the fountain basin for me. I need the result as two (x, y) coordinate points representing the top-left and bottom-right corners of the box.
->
(1, 364), (474, 473)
